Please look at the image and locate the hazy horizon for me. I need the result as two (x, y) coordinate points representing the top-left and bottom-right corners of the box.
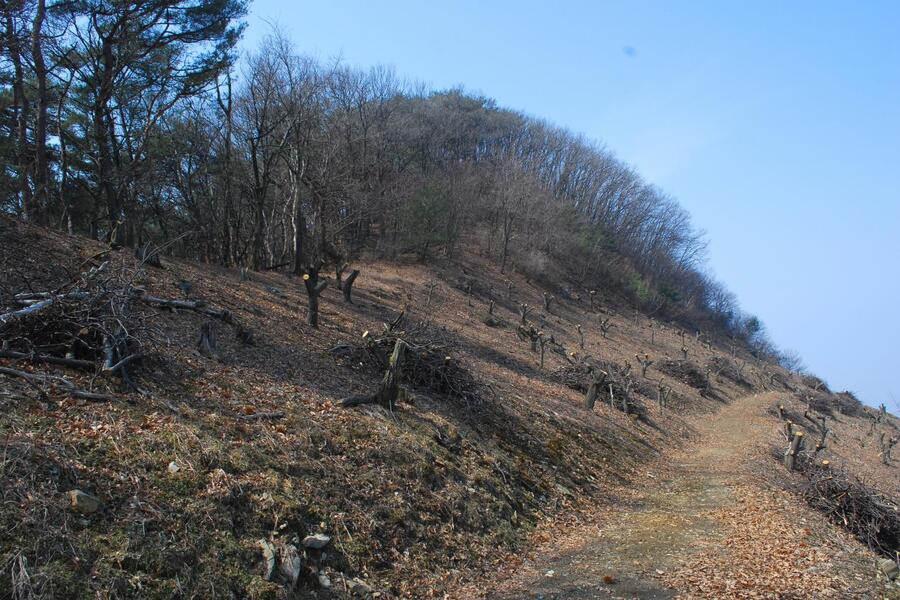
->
(241, 0), (900, 409)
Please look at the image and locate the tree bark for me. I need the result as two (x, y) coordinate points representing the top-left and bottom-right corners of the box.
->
(342, 339), (407, 409)
(95, 36), (120, 241)
(197, 321), (217, 358)
(303, 264), (328, 327)
(584, 371), (605, 410)
(342, 269), (359, 303)
(31, 0), (49, 222)
(784, 431), (804, 471)
(4, 7), (32, 218)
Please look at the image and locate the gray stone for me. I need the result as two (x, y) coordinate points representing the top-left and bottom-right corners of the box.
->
(67, 490), (101, 515)
(317, 573), (332, 588)
(279, 544), (302, 589)
(878, 558), (899, 580)
(302, 533), (331, 550)
(349, 577), (374, 597)
(257, 539), (276, 581)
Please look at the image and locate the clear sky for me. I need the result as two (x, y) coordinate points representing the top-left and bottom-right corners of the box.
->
(241, 1), (900, 408)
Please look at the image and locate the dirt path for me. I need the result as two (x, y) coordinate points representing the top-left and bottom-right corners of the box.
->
(480, 393), (781, 599)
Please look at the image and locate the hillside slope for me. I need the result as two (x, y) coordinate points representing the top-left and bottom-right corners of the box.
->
(1, 218), (897, 599)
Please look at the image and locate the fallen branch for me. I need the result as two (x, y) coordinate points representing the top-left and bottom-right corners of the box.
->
(0, 350), (95, 370)
(0, 292), (88, 328)
(0, 366), (116, 402)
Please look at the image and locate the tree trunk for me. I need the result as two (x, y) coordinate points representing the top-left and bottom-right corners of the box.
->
(4, 8), (32, 218)
(342, 339), (407, 410)
(343, 269), (359, 304)
(584, 380), (600, 410)
(216, 73), (236, 267)
(31, 0), (49, 223)
(784, 431), (804, 471)
(95, 37), (119, 240)
(197, 321), (217, 358)
(303, 264), (328, 327)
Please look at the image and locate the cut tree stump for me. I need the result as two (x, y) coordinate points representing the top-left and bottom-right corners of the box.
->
(784, 430), (804, 471)
(135, 243), (162, 268)
(197, 321), (217, 358)
(303, 264), (328, 327)
(584, 370), (606, 410)
(341, 339), (408, 410)
(342, 269), (360, 304)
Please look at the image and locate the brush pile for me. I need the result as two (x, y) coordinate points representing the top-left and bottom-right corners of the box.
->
(658, 359), (709, 390)
(330, 312), (481, 406)
(553, 359), (650, 416)
(0, 258), (155, 392)
(797, 459), (900, 559)
(1, 254), (254, 398)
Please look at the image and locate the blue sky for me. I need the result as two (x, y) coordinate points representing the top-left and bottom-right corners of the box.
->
(242, 1), (900, 408)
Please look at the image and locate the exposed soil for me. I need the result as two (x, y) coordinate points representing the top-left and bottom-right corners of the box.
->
(469, 392), (891, 599)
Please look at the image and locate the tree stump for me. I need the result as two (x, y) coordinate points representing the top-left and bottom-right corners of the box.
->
(135, 242), (162, 268)
(784, 431), (804, 471)
(519, 303), (531, 325)
(341, 339), (407, 410)
(342, 269), (360, 304)
(197, 321), (217, 358)
(542, 292), (554, 312)
(584, 370), (606, 410)
(303, 264), (328, 327)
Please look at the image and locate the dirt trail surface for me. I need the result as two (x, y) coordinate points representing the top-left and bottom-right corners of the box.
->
(475, 392), (884, 599)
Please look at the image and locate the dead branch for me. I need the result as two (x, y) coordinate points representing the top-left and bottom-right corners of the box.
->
(0, 366), (116, 402)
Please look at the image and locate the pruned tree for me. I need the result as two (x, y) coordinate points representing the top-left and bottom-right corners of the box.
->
(599, 317), (612, 339)
(342, 269), (360, 304)
(341, 339), (407, 409)
(537, 331), (548, 368)
(657, 380), (672, 411)
(303, 263), (328, 327)
(784, 430), (805, 471)
(197, 321), (217, 358)
(636, 353), (654, 378)
(542, 292), (554, 312)
(584, 367), (608, 411)
(519, 302), (531, 325)
(880, 434), (897, 465)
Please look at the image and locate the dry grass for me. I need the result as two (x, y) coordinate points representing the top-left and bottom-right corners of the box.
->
(1, 217), (896, 599)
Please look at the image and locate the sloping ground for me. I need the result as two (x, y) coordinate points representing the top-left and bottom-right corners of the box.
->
(468, 392), (894, 598)
(0, 218), (896, 599)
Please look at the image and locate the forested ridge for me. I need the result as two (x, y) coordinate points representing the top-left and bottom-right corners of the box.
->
(2, 1), (787, 360)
